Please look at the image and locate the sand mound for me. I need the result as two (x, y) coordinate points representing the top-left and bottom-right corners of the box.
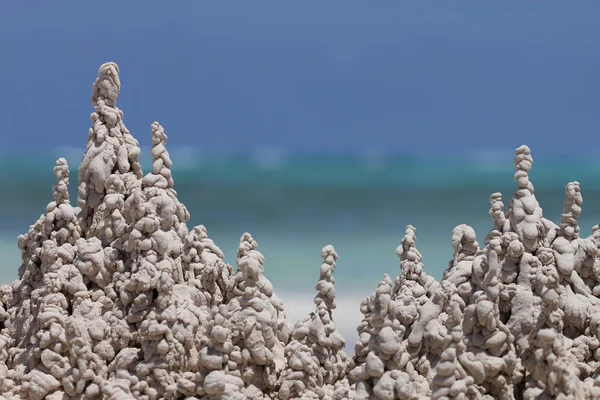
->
(2, 63), (600, 399)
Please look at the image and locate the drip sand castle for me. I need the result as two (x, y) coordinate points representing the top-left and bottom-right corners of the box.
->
(1, 63), (600, 399)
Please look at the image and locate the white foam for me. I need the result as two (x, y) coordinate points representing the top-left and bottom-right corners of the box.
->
(472, 147), (513, 172)
(253, 146), (286, 170)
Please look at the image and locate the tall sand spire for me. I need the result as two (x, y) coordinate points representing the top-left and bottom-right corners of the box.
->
(280, 245), (347, 399)
(508, 145), (543, 253)
(78, 62), (142, 234)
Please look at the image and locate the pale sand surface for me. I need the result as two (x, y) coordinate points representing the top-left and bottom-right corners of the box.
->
(278, 291), (364, 354)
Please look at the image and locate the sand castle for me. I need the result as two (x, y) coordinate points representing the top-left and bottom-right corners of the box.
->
(2, 63), (600, 399)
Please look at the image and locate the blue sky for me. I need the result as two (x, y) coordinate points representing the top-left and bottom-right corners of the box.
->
(1, 2), (599, 155)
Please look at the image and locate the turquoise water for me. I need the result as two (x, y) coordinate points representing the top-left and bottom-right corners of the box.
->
(2, 153), (600, 296)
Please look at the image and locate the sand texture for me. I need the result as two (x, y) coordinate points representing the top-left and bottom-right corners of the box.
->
(1, 63), (600, 399)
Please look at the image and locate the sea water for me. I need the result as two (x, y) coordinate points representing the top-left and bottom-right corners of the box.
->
(2, 152), (600, 348)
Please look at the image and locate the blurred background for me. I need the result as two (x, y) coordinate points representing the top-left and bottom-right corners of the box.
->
(1, 2), (600, 343)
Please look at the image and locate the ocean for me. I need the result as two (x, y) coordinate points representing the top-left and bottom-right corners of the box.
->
(2, 150), (600, 348)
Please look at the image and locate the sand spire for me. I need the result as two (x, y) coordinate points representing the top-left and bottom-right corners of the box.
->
(142, 122), (175, 190)
(280, 245), (347, 399)
(508, 145), (544, 253)
(78, 62), (142, 235)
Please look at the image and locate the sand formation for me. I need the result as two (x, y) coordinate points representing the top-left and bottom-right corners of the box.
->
(1, 63), (600, 399)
